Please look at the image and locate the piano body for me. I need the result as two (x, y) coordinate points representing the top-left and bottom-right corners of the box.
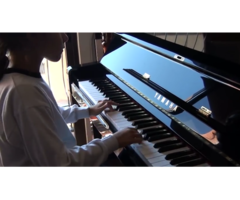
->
(67, 33), (240, 166)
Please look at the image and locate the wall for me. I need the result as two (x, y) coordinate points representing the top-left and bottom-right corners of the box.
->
(77, 33), (97, 64)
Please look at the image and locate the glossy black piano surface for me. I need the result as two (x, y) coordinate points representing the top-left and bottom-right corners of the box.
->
(68, 33), (240, 166)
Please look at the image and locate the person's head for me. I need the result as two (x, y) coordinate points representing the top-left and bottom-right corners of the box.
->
(0, 33), (69, 73)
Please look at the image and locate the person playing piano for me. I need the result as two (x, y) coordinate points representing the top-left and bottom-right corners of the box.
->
(0, 33), (143, 166)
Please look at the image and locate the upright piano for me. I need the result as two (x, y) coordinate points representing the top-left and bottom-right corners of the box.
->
(68, 33), (240, 166)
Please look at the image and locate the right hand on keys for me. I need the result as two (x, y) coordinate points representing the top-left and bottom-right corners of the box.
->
(114, 127), (143, 148)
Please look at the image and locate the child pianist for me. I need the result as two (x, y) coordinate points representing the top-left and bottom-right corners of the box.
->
(0, 33), (142, 166)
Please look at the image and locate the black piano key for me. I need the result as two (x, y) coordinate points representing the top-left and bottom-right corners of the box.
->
(144, 129), (168, 137)
(91, 82), (109, 86)
(96, 83), (114, 87)
(109, 96), (129, 101)
(119, 102), (135, 106)
(114, 99), (132, 104)
(116, 102), (135, 110)
(94, 79), (110, 82)
(100, 88), (118, 93)
(100, 88), (119, 93)
(93, 80), (111, 84)
(147, 133), (172, 141)
(121, 108), (143, 116)
(128, 114), (151, 121)
(165, 150), (194, 160)
(135, 121), (159, 129)
(108, 97), (129, 101)
(158, 143), (185, 153)
(141, 127), (165, 134)
(104, 91), (123, 95)
(170, 153), (199, 165)
(118, 105), (139, 111)
(153, 138), (179, 148)
(107, 94), (127, 99)
(90, 79), (109, 84)
(96, 84), (116, 88)
(176, 158), (206, 166)
(132, 119), (155, 126)
(95, 83), (113, 88)
(122, 111), (145, 119)
(100, 85), (112, 89)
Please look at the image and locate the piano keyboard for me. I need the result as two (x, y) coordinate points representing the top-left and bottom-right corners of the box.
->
(78, 79), (210, 167)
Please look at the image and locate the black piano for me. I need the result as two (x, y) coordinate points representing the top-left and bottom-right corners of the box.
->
(67, 33), (240, 166)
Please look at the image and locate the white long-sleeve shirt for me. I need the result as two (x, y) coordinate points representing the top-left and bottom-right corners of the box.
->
(0, 72), (119, 166)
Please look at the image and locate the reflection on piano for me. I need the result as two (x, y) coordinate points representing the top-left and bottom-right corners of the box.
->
(68, 33), (240, 166)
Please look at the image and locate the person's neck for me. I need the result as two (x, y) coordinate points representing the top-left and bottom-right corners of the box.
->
(8, 51), (43, 73)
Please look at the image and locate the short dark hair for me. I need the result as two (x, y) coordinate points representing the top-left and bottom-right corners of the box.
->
(0, 33), (28, 79)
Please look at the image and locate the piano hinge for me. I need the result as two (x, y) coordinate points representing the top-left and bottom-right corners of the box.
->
(199, 106), (212, 117)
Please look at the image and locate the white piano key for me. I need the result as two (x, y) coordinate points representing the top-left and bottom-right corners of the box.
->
(116, 123), (134, 129)
(152, 160), (172, 166)
(115, 121), (134, 127)
(117, 124), (136, 130)
(106, 111), (124, 119)
(146, 147), (190, 160)
(79, 81), (106, 104)
(148, 155), (167, 163)
(140, 147), (159, 156)
(145, 152), (163, 159)
(112, 118), (129, 123)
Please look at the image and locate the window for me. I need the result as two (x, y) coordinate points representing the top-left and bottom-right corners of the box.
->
(41, 49), (70, 107)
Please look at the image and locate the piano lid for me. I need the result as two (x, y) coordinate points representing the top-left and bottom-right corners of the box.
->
(100, 33), (240, 136)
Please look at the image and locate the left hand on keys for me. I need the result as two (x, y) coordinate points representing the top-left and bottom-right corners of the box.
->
(89, 99), (119, 116)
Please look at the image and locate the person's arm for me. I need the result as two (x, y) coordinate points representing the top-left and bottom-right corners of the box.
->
(16, 106), (118, 166)
(58, 105), (90, 124)
(59, 100), (118, 124)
